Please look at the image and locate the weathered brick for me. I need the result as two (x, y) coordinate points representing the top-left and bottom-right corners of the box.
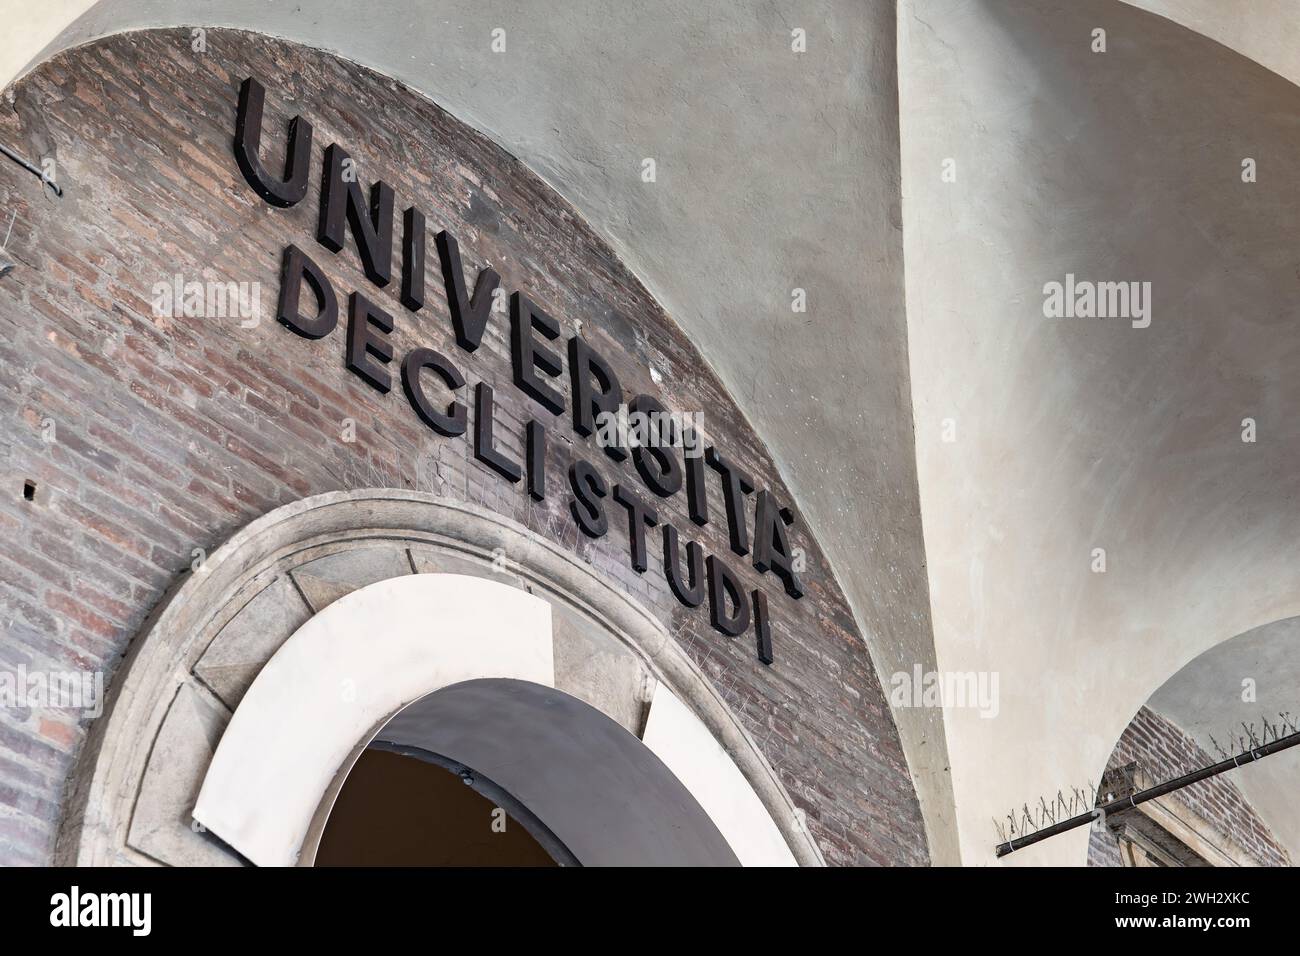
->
(0, 27), (927, 866)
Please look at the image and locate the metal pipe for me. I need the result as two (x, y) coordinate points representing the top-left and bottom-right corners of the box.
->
(0, 142), (63, 197)
(995, 728), (1300, 858)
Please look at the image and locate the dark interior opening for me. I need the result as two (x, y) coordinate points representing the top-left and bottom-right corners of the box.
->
(314, 748), (558, 867)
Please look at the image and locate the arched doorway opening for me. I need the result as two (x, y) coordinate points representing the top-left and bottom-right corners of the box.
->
(314, 749), (563, 867)
(58, 491), (816, 867)
(311, 678), (740, 866)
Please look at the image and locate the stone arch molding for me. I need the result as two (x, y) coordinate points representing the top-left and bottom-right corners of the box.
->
(55, 489), (819, 867)
(195, 574), (556, 866)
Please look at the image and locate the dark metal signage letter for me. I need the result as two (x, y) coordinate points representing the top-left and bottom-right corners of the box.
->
(510, 292), (565, 415)
(401, 207), (426, 311)
(663, 525), (705, 608)
(752, 589), (774, 665)
(568, 458), (609, 537)
(683, 428), (709, 527)
(234, 77), (313, 208)
(526, 421), (547, 501)
(436, 230), (500, 352)
(473, 382), (523, 482)
(613, 484), (658, 573)
(318, 143), (395, 287)
(706, 447), (755, 557)
(276, 245), (338, 339)
(628, 394), (682, 497)
(752, 489), (804, 599)
(568, 335), (626, 462)
(345, 292), (395, 392)
(401, 347), (467, 437)
(706, 554), (751, 638)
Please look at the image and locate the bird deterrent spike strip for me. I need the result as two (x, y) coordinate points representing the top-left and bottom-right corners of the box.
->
(993, 709), (1299, 844)
(1208, 710), (1298, 760)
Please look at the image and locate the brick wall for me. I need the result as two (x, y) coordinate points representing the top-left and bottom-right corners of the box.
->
(1088, 706), (1289, 866)
(0, 28), (927, 865)
(1086, 821), (1123, 868)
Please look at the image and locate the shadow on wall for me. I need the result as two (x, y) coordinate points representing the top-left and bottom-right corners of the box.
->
(974, 0), (1300, 605)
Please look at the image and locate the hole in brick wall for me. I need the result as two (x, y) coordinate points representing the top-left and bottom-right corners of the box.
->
(22, 479), (36, 501)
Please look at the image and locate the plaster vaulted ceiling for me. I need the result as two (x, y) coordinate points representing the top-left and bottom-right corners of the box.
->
(900, 0), (1299, 864)
(1120, 0), (1300, 87)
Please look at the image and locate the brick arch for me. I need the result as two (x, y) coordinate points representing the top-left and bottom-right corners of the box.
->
(5, 27), (923, 865)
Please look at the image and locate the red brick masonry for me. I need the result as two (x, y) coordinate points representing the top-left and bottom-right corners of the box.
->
(0, 29), (926, 865)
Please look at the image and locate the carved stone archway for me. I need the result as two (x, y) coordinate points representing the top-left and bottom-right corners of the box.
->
(56, 489), (821, 867)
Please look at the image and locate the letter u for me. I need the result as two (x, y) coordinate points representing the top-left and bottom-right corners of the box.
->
(663, 525), (704, 608)
(234, 76), (313, 207)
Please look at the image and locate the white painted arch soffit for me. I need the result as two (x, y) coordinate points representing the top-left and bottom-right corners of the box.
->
(195, 572), (796, 867)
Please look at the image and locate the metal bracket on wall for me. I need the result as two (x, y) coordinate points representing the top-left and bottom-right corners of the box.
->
(0, 142), (63, 197)
(0, 210), (16, 277)
(994, 719), (1300, 858)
